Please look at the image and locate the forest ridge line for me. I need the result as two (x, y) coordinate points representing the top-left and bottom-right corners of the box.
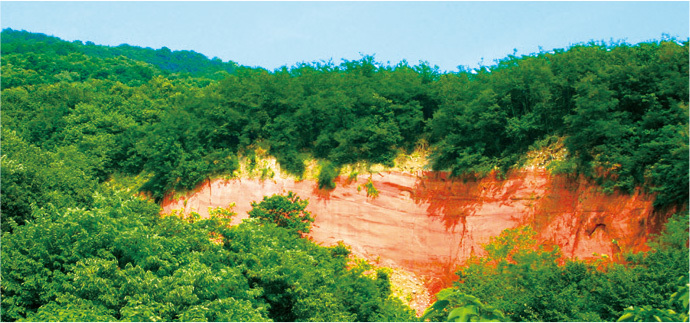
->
(1, 29), (688, 322)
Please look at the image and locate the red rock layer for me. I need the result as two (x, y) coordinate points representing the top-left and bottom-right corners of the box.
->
(160, 168), (662, 296)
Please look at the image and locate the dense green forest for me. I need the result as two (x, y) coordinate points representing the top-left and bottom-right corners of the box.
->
(1, 28), (688, 322)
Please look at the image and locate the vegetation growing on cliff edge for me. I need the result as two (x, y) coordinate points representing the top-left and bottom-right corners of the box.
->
(3, 29), (687, 210)
(1, 29), (688, 322)
(423, 216), (689, 322)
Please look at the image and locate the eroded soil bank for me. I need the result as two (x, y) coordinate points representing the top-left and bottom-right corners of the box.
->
(161, 168), (665, 311)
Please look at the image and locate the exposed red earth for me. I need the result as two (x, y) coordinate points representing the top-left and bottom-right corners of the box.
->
(161, 167), (667, 311)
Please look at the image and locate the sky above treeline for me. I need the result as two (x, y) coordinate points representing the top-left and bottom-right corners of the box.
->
(2, 1), (689, 72)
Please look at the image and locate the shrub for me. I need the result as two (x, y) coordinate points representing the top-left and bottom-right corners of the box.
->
(318, 161), (339, 190)
(248, 191), (315, 235)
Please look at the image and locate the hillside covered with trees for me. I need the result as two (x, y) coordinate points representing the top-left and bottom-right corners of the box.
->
(1, 28), (688, 322)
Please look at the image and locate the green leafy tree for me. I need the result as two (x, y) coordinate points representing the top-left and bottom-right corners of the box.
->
(317, 161), (339, 190)
(617, 275), (689, 322)
(248, 192), (315, 236)
(435, 212), (689, 322)
(224, 217), (416, 322)
(1, 190), (271, 322)
(422, 289), (505, 322)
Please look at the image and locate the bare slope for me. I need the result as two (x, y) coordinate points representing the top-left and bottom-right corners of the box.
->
(161, 167), (664, 303)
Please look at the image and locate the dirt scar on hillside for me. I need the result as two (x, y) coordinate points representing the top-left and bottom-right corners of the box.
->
(161, 168), (664, 310)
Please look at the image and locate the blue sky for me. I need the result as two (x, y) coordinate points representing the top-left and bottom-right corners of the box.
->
(2, 1), (688, 72)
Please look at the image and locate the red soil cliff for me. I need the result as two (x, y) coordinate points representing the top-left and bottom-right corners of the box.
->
(161, 168), (664, 298)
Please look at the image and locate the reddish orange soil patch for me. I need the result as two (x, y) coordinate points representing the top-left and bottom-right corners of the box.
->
(161, 168), (664, 308)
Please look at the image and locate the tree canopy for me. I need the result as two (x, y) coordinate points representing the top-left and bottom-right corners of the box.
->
(3, 29), (686, 208)
(1, 29), (687, 322)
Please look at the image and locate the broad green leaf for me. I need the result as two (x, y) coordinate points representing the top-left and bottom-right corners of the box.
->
(448, 305), (478, 322)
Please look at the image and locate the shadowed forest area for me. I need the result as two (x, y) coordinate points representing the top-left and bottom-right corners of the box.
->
(1, 29), (688, 322)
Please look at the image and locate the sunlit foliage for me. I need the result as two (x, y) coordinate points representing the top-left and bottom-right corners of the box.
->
(430, 215), (689, 322)
(1, 28), (687, 322)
